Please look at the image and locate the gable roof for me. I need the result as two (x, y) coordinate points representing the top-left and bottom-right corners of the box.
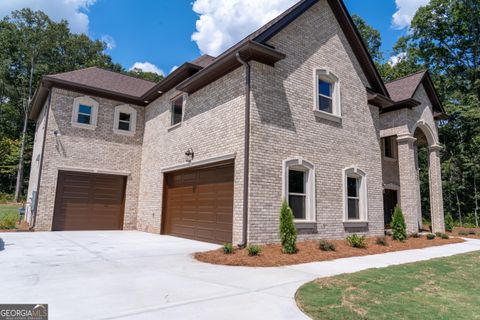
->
(385, 70), (445, 115)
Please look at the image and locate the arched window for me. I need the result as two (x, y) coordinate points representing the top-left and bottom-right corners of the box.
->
(282, 158), (316, 221)
(313, 69), (341, 121)
(343, 166), (368, 221)
(113, 104), (137, 136)
(71, 96), (99, 129)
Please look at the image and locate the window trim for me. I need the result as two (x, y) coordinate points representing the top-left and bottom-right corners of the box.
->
(170, 94), (185, 127)
(282, 158), (316, 223)
(313, 69), (342, 122)
(71, 96), (98, 130)
(113, 104), (137, 136)
(343, 166), (368, 222)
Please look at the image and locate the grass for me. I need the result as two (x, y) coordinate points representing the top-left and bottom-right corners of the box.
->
(0, 204), (21, 229)
(296, 252), (480, 320)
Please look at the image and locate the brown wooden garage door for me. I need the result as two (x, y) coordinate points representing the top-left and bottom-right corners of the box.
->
(163, 162), (234, 244)
(52, 171), (127, 231)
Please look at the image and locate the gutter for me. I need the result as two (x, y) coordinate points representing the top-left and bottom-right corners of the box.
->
(30, 88), (52, 230)
(236, 53), (251, 247)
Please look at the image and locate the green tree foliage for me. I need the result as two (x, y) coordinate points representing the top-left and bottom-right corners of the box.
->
(352, 14), (383, 63)
(0, 9), (158, 195)
(279, 200), (297, 254)
(392, 206), (407, 242)
(445, 213), (454, 232)
(127, 68), (163, 82)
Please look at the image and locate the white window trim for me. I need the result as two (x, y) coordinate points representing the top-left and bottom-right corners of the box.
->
(71, 96), (98, 130)
(113, 104), (137, 136)
(282, 158), (316, 223)
(382, 136), (397, 161)
(343, 166), (368, 222)
(313, 69), (342, 122)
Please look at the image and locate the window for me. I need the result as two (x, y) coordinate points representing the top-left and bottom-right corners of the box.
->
(343, 167), (368, 222)
(383, 136), (396, 159)
(171, 96), (183, 126)
(314, 69), (341, 120)
(114, 104), (137, 136)
(283, 158), (316, 222)
(72, 96), (98, 129)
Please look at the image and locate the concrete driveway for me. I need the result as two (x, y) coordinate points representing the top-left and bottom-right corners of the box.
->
(1, 231), (479, 320)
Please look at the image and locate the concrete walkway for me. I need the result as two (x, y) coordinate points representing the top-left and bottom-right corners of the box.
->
(0, 231), (479, 320)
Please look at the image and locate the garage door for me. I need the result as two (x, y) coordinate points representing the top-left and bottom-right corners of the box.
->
(163, 162), (234, 244)
(52, 171), (127, 231)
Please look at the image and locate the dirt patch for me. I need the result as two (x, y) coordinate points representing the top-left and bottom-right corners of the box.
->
(0, 220), (32, 233)
(194, 236), (464, 267)
(451, 227), (480, 239)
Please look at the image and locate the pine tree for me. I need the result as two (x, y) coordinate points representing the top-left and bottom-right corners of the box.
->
(392, 206), (407, 242)
(279, 200), (297, 254)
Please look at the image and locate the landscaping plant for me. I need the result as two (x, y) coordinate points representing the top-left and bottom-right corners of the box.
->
(441, 233), (449, 239)
(247, 245), (262, 256)
(279, 200), (297, 254)
(346, 234), (367, 248)
(444, 213), (454, 232)
(222, 243), (234, 254)
(391, 206), (407, 242)
(459, 230), (468, 236)
(318, 240), (336, 252)
(375, 236), (388, 246)
(410, 232), (420, 238)
(426, 233), (436, 240)
(0, 212), (17, 229)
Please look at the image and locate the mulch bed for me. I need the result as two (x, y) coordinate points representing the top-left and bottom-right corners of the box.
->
(451, 227), (480, 239)
(194, 236), (464, 267)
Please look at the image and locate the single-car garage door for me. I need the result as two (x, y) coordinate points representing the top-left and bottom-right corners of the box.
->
(53, 171), (127, 231)
(163, 161), (234, 244)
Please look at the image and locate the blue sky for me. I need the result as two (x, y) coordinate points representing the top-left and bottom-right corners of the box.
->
(0, 0), (429, 75)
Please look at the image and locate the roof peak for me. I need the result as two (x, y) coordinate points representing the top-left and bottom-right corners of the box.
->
(385, 69), (427, 84)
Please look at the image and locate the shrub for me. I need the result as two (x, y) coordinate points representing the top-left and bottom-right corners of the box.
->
(444, 213), (454, 232)
(223, 243), (234, 254)
(459, 230), (468, 236)
(410, 232), (420, 238)
(0, 212), (17, 230)
(0, 193), (14, 204)
(376, 236), (388, 246)
(247, 245), (262, 256)
(318, 240), (336, 251)
(441, 233), (449, 239)
(391, 206), (407, 242)
(426, 233), (436, 240)
(468, 230), (476, 235)
(435, 232), (442, 237)
(279, 200), (297, 254)
(346, 234), (367, 248)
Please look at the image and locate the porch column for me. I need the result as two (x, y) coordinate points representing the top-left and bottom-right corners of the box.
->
(397, 134), (421, 233)
(414, 145), (423, 229)
(429, 145), (445, 233)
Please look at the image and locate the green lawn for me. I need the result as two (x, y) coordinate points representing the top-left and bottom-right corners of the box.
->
(296, 252), (480, 320)
(0, 203), (21, 216)
(0, 204), (21, 229)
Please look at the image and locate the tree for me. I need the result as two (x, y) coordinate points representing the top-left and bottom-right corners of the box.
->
(279, 200), (297, 254)
(127, 68), (163, 82)
(391, 206), (407, 241)
(352, 14), (383, 63)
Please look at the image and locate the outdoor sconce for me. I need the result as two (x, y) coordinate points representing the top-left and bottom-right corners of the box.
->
(185, 148), (194, 163)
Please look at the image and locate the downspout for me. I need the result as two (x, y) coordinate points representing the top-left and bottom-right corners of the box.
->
(30, 88), (52, 230)
(236, 53), (251, 247)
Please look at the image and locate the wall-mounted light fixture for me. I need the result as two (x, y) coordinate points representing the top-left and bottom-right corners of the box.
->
(185, 148), (194, 163)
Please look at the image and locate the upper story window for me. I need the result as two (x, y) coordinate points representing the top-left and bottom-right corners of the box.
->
(72, 96), (98, 130)
(383, 136), (396, 159)
(283, 158), (316, 222)
(343, 166), (368, 222)
(114, 104), (137, 136)
(313, 69), (341, 122)
(171, 95), (184, 126)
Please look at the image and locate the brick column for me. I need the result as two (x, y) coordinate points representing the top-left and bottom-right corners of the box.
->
(429, 145), (445, 233)
(397, 134), (421, 233)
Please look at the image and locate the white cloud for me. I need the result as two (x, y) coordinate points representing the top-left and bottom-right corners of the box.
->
(129, 62), (164, 76)
(392, 0), (429, 30)
(101, 35), (116, 50)
(191, 0), (298, 56)
(388, 52), (407, 66)
(0, 0), (96, 34)
(169, 65), (179, 74)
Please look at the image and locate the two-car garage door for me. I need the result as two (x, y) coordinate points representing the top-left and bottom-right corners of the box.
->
(53, 171), (126, 231)
(163, 162), (234, 244)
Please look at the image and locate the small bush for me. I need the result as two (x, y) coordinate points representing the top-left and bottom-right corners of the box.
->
(346, 234), (367, 248)
(468, 230), (476, 235)
(435, 232), (442, 237)
(444, 213), (454, 232)
(0, 212), (17, 230)
(318, 240), (336, 251)
(376, 236), (388, 246)
(459, 230), (468, 236)
(426, 233), (436, 240)
(222, 243), (234, 254)
(247, 245), (262, 256)
(410, 232), (420, 238)
(391, 206), (407, 242)
(440, 233), (449, 239)
(279, 200), (297, 254)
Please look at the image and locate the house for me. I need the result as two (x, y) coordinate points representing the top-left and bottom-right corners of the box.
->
(25, 0), (446, 245)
